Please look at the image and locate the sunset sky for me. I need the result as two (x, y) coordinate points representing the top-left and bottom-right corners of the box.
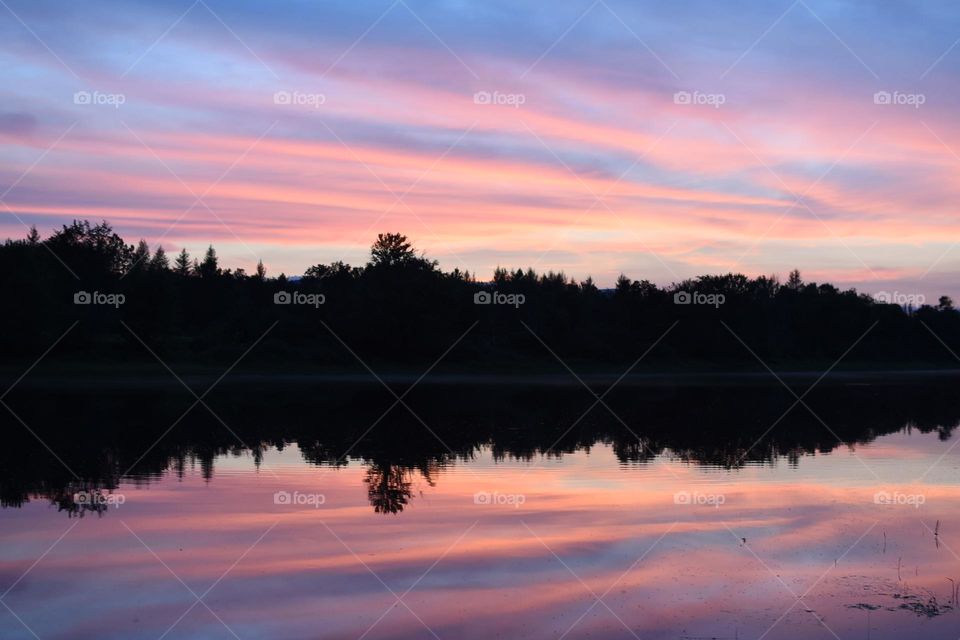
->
(2, 0), (959, 298)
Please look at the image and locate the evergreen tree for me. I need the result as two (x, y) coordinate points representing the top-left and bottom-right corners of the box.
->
(130, 239), (151, 272)
(174, 248), (191, 276)
(256, 259), (266, 281)
(150, 245), (170, 271)
(199, 245), (219, 278)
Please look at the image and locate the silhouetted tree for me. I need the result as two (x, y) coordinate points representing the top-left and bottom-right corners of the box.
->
(369, 233), (420, 268)
(364, 463), (414, 514)
(199, 245), (219, 278)
(787, 269), (803, 291)
(130, 239), (150, 273)
(44, 220), (132, 276)
(370, 233), (410, 265)
(174, 248), (191, 276)
(149, 246), (169, 272)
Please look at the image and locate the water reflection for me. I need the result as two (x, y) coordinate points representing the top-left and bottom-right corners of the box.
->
(1, 381), (959, 638)
(1, 381), (959, 515)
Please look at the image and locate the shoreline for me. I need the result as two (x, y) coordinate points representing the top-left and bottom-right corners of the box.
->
(4, 367), (960, 390)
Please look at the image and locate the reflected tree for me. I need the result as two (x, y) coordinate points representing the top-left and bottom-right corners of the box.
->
(364, 462), (414, 514)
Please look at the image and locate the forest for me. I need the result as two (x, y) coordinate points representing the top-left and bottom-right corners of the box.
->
(1, 219), (958, 369)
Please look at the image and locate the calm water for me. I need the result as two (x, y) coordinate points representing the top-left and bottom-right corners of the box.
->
(1, 382), (959, 639)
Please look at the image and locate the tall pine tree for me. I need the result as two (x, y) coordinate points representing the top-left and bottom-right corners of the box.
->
(174, 248), (191, 276)
(150, 245), (170, 271)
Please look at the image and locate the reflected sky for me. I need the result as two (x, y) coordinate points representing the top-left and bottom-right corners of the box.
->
(2, 429), (958, 639)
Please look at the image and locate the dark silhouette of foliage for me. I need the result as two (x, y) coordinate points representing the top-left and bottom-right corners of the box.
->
(174, 248), (191, 276)
(149, 246), (169, 272)
(130, 239), (150, 273)
(43, 220), (133, 277)
(198, 245), (219, 278)
(370, 232), (415, 267)
(1, 381), (957, 514)
(1, 219), (959, 368)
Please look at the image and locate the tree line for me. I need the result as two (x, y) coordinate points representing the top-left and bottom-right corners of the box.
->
(3, 381), (958, 512)
(1, 219), (958, 367)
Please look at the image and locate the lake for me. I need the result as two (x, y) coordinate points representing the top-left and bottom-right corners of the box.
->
(1, 381), (958, 639)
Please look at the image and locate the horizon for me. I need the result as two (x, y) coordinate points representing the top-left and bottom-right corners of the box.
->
(2, 1), (960, 300)
(10, 219), (957, 305)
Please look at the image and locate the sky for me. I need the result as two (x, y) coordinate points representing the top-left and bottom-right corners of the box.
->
(1, 0), (959, 299)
